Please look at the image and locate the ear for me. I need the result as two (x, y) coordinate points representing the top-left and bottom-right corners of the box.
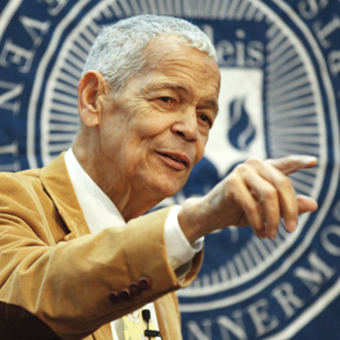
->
(77, 70), (109, 127)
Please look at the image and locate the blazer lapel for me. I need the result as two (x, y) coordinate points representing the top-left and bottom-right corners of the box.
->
(39, 152), (91, 238)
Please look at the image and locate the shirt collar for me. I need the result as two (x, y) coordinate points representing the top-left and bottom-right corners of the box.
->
(64, 148), (126, 233)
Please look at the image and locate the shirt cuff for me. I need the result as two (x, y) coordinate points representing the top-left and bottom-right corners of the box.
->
(164, 205), (204, 271)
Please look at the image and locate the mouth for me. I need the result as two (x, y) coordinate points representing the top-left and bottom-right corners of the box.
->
(156, 152), (189, 168)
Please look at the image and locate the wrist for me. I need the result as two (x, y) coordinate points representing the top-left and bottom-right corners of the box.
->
(178, 197), (210, 244)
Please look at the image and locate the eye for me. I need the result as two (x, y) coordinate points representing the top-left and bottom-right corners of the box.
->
(198, 114), (213, 128)
(155, 96), (177, 109)
(160, 97), (174, 104)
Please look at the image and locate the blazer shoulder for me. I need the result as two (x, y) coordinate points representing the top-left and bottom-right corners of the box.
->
(0, 169), (44, 199)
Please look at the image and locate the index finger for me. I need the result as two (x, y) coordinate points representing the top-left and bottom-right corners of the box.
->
(267, 155), (317, 175)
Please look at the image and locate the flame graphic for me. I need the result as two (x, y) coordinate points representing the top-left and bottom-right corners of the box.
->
(228, 97), (256, 151)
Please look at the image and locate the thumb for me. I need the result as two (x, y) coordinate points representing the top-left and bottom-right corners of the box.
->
(297, 195), (318, 214)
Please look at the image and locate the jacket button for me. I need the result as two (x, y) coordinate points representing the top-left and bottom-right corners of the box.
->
(119, 288), (132, 300)
(109, 291), (120, 303)
(129, 282), (141, 295)
(138, 277), (151, 290)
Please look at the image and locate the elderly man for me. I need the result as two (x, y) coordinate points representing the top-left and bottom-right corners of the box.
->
(0, 14), (317, 340)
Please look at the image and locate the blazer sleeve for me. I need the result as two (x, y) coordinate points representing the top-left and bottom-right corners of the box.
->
(0, 172), (203, 340)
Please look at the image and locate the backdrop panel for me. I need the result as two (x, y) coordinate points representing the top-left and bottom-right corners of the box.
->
(1, 1), (340, 339)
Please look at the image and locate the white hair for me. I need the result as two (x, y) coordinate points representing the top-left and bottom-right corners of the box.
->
(82, 14), (217, 91)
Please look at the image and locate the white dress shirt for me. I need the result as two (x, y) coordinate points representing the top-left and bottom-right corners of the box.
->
(64, 148), (203, 340)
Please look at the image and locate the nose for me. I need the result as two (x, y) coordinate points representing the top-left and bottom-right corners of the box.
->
(171, 110), (199, 142)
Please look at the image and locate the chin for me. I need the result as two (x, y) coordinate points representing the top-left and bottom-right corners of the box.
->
(156, 181), (185, 199)
(143, 172), (188, 200)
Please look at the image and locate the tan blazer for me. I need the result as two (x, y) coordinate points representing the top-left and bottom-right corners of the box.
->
(0, 153), (202, 340)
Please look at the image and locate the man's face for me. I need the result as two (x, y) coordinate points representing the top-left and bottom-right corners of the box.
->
(99, 36), (220, 200)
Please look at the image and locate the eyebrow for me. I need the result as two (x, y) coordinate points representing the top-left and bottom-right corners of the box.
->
(143, 82), (190, 94)
(198, 100), (219, 114)
(143, 82), (219, 113)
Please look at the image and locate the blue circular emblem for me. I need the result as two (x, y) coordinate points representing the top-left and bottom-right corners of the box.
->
(1, 1), (340, 339)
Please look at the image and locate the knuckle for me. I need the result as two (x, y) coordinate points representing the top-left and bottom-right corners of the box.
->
(246, 157), (262, 166)
(275, 175), (292, 191)
(233, 163), (247, 174)
(225, 172), (240, 188)
(280, 176), (292, 187)
(262, 186), (277, 200)
(233, 161), (255, 176)
(243, 201), (258, 216)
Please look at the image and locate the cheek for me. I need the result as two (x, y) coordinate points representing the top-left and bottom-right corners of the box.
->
(137, 116), (172, 139)
(195, 138), (208, 163)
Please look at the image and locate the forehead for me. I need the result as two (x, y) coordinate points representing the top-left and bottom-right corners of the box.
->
(142, 35), (221, 94)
